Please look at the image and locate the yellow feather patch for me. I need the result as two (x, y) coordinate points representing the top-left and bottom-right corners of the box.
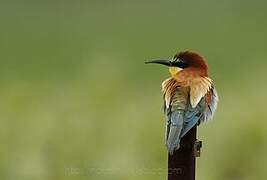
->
(169, 67), (182, 76)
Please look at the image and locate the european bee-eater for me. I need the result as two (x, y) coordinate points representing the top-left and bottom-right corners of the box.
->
(146, 51), (218, 155)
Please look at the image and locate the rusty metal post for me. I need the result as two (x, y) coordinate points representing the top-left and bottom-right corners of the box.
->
(168, 126), (202, 180)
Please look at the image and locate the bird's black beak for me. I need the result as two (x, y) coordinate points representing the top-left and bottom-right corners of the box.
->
(145, 58), (188, 69)
(145, 59), (172, 67)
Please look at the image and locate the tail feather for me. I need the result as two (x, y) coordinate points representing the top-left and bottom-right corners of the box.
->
(166, 111), (184, 155)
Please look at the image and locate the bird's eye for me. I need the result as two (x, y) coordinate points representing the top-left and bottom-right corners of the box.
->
(172, 58), (188, 68)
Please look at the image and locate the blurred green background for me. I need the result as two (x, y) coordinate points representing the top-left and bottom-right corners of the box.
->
(1, 0), (267, 180)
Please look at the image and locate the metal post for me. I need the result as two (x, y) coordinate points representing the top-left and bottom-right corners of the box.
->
(168, 126), (202, 180)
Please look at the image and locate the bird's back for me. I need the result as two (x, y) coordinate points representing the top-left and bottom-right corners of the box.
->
(162, 77), (218, 154)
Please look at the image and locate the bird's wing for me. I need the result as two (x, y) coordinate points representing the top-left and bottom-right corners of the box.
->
(180, 97), (205, 138)
(190, 77), (212, 108)
(202, 85), (218, 123)
(180, 85), (218, 137)
(164, 87), (189, 154)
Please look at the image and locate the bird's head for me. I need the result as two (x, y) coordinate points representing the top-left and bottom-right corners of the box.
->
(146, 51), (208, 77)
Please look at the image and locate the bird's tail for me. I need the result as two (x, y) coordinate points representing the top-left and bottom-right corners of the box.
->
(166, 111), (184, 155)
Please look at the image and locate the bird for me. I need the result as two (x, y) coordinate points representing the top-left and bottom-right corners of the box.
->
(146, 50), (218, 155)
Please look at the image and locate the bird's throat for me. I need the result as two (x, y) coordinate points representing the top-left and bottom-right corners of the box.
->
(169, 67), (182, 76)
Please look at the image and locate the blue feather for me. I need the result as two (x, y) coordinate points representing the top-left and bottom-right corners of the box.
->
(164, 86), (218, 154)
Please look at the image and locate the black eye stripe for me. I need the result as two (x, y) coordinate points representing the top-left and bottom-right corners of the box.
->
(172, 57), (182, 63)
(171, 57), (189, 68)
